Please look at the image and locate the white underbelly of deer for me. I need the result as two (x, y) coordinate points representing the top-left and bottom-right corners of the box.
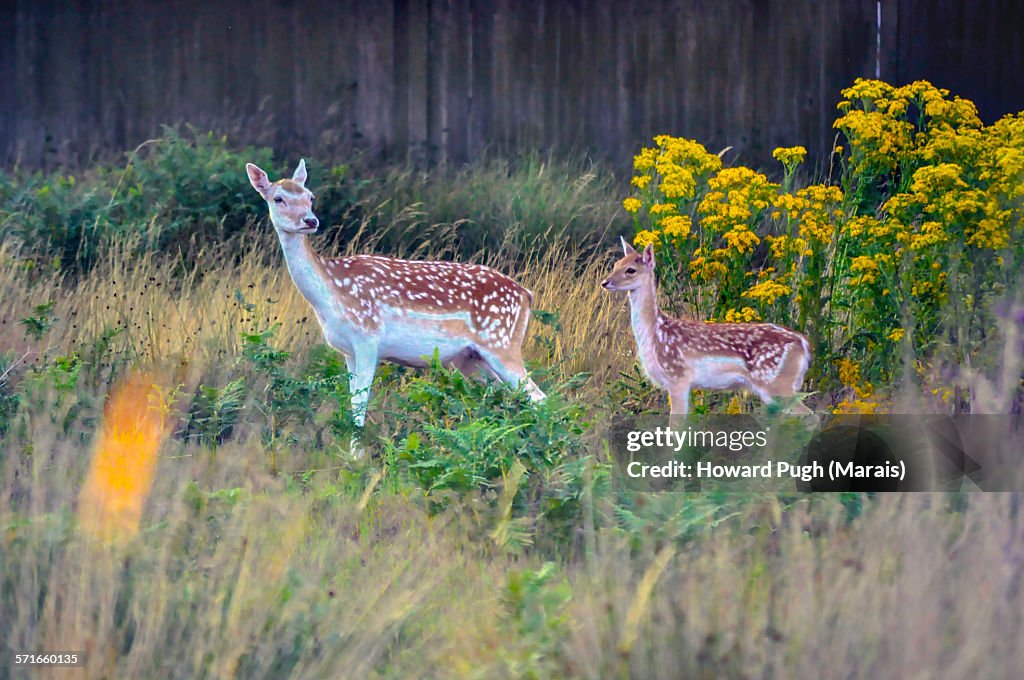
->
(689, 356), (751, 390)
(378, 309), (477, 366)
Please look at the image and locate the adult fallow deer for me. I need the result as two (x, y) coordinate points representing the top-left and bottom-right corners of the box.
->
(246, 160), (545, 453)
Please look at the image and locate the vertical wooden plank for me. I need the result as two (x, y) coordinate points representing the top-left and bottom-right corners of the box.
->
(0, 2), (15, 164)
(427, 0), (448, 164)
(352, 0), (394, 159)
(615, 0), (635, 160)
(540, 0), (558, 152)
(490, 0), (508, 152)
(404, 0), (429, 164)
(880, 0), (899, 83)
(469, 0), (494, 158)
(392, 0), (411, 159)
(446, 0), (469, 163)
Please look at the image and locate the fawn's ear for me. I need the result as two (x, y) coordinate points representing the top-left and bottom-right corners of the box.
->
(620, 236), (637, 256)
(641, 244), (655, 268)
(246, 163), (271, 197)
(292, 159), (307, 186)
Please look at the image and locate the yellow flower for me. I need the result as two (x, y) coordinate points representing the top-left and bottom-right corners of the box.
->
(623, 197), (642, 213)
(886, 328), (905, 342)
(689, 256), (728, 281)
(660, 214), (692, 240)
(835, 358), (874, 398)
(722, 226), (761, 254)
(832, 397), (882, 414)
(633, 148), (657, 171)
(631, 174), (652, 189)
(741, 279), (792, 305)
(772, 146), (808, 167)
(633, 230), (659, 248)
(849, 255), (881, 285)
(649, 203), (678, 215)
(724, 307), (761, 322)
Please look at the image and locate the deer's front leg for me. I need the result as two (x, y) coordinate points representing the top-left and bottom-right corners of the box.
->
(345, 344), (380, 429)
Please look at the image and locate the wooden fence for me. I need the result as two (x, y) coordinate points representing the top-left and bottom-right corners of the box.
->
(1, 0), (1022, 170)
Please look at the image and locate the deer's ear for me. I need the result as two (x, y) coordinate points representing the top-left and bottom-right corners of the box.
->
(292, 159), (307, 186)
(620, 236), (637, 256)
(641, 244), (655, 268)
(246, 163), (271, 196)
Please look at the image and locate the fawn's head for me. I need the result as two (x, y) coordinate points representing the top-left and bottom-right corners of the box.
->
(601, 237), (655, 292)
(246, 160), (319, 235)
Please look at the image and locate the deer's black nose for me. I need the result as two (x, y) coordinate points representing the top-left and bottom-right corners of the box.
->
(304, 217), (319, 228)
(601, 279), (610, 288)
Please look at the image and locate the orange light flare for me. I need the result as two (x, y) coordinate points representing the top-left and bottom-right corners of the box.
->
(77, 371), (171, 543)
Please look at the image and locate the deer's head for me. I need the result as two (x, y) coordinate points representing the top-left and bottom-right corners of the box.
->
(246, 160), (319, 235)
(601, 237), (655, 292)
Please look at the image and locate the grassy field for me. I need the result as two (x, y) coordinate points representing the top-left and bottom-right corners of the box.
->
(2, 122), (1023, 678)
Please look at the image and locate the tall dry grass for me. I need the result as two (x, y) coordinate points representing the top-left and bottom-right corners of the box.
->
(0, 226), (635, 406)
(3, 423), (1022, 677)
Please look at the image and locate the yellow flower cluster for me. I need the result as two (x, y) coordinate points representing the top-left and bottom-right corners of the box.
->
(723, 307), (761, 322)
(633, 230), (658, 248)
(835, 358), (874, 399)
(618, 82), (1021, 402)
(622, 136), (727, 259)
(833, 354), (886, 412)
(630, 135), (722, 205)
(832, 397), (883, 415)
(849, 255), (881, 286)
(772, 146), (808, 167)
(660, 214), (692, 240)
(697, 167), (778, 258)
(720, 224), (759, 254)
(833, 79), (983, 177)
(688, 254), (728, 282)
(772, 184), (844, 248)
(741, 279), (792, 305)
(833, 108), (915, 174)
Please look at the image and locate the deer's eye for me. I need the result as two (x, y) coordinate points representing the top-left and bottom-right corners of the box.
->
(625, 267), (637, 275)
(274, 196), (284, 204)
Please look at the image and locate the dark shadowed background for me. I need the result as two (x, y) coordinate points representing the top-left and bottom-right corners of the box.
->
(2, 0), (1022, 170)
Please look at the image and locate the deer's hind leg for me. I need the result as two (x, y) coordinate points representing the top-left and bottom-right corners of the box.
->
(476, 348), (546, 401)
(447, 347), (500, 382)
(758, 341), (812, 414)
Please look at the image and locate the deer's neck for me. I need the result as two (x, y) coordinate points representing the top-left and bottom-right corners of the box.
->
(277, 231), (336, 315)
(627, 277), (662, 367)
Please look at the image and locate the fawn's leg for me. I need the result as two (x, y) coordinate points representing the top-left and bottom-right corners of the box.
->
(760, 383), (813, 415)
(668, 386), (691, 415)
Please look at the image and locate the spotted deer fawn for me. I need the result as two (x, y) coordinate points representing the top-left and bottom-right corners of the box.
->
(602, 238), (811, 415)
(246, 160), (545, 450)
